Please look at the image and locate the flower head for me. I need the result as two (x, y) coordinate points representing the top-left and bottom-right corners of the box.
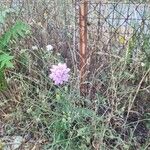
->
(46, 45), (53, 51)
(32, 45), (38, 50)
(49, 63), (70, 85)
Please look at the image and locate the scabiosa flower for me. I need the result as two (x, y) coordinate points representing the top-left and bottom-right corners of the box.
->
(49, 63), (70, 85)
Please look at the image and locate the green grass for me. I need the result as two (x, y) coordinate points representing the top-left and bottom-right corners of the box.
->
(0, 45), (149, 149)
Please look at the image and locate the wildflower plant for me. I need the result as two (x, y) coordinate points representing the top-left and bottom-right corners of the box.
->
(32, 45), (38, 50)
(49, 63), (70, 85)
(46, 45), (53, 51)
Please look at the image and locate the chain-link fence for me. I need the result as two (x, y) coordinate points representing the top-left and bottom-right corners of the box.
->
(87, 1), (150, 66)
(1, 0), (150, 89)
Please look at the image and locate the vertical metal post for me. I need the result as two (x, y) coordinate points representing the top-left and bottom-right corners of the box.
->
(79, 0), (88, 95)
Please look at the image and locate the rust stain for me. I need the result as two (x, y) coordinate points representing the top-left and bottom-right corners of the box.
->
(79, 0), (88, 95)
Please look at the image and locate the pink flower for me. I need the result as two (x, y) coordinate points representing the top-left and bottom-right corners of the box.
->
(49, 63), (70, 85)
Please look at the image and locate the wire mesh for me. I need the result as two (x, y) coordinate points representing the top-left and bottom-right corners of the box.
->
(1, 0), (150, 93)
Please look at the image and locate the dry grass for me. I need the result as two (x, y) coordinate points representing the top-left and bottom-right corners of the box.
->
(0, 0), (150, 150)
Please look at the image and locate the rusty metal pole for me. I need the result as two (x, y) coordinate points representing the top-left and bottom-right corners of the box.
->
(79, 0), (88, 95)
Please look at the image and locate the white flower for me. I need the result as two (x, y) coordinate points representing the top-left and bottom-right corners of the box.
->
(32, 45), (38, 50)
(141, 62), (145, 67)
(46, 45), (53, 51)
